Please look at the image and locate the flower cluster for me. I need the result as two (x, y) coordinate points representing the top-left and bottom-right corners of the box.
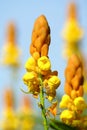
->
(30, 15), (50, 60)
(62, 3), (83, 58)
(18, 96), (35, 130)
(60, 54), (87, 129)
(2, 89), (18, 130)
(1, 89), (35, 130)
(23, 15), (60, 101)
(2, 23), (21, 67)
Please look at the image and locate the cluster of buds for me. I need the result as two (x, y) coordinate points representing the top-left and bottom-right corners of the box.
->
(60, 54), (87, 129)
(30, 15), (50, 60)
(2, 22), (21, 67)
(62, 3), (83, 58)
(23, 15), (60, 101)
(65, 54), (84, 99)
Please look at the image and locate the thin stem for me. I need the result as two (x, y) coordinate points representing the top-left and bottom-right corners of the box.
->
(39, 75), (48, 130)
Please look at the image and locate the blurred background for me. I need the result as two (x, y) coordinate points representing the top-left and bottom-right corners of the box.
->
(0, 0), (87, 129)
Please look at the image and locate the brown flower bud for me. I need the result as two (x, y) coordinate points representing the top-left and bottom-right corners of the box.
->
(71, 75), (81, 90)
(30, 15), (50, 60)
(64, 82), (72, 96)
(68, 54), (81, 69)
(76, 67), (83, 79)
(77, 86), (84, 97)
(71, 90), (77, 99)
(65, 65), (75, 83)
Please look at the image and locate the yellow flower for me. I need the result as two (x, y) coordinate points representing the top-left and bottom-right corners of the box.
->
(25, 57), (37, 71)
(2, 43), (20, 66)
(59, 95), (72, 108)
(45, 76), (60, 101)
(1, 22), (21, 67)
(2, 109), (19, 129)
(37, 56), (51, 71)
(74, 97), (86, 111)
(62, 20), (83, 42)
(23, 71), (40, 96)
(60, 110), (75, 121)
(21, 118), (34, 130)
(23, 72), (37, 84)
(48, 76), (60, 89)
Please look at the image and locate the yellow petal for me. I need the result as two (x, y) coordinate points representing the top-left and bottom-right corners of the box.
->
(48, 76), (60, 89)
(37, 56), (51, 71)
(25, 57), (36, 71)
(23, 72), (37, 83)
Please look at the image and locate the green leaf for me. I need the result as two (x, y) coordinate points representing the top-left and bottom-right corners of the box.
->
(49, 119), (78, 130)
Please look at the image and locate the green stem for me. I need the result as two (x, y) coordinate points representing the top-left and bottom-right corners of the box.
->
(39, 75), (48, 130)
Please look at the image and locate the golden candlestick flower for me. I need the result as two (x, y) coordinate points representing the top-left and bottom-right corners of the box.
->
(22, 15), (61, 130)
(1, 22), (21, 67)
(18, 96), (35, 130)
(60, 54), (87, 129)
(62, 3), (84, 58)
(1, 89), (18, 130)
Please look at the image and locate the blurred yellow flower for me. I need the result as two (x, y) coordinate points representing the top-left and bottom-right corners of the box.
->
(21, 118), (34, 130)
(74, 97), (86, 111)
(1, 22), (21, 67)
(19, 96), (35, 130)
(60, 110), (75, 122)
(62, 3), (84, 59)
(2, 43), (20, 66)
(38, 56), (51, 71)
(2, 109), (19, 129)
(59, 95), (72, 108)
(62, 20), (83, 43)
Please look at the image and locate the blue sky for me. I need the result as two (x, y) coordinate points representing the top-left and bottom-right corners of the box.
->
(0, 0), (87, 112)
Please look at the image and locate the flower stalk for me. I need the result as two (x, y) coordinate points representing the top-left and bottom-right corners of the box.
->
(39, 74), (48, 130)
